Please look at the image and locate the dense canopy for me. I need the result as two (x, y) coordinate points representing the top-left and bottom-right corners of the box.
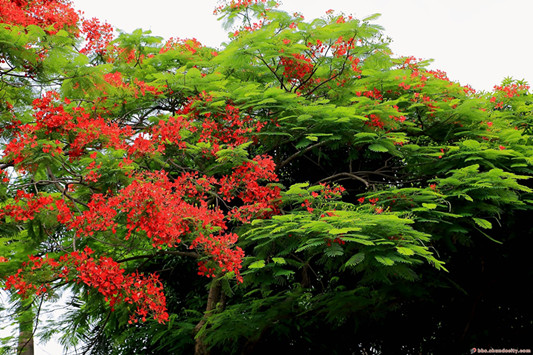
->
(1, 1), (532, 354)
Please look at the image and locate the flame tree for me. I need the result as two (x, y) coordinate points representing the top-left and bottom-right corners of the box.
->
(1, 1), (532, 354)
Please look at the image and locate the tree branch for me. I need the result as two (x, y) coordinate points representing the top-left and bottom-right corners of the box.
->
(255, 53), (289, 91)
(116, 250), (200, 263)
(319, 172), (369, 187)
(277, 140), (331, 171)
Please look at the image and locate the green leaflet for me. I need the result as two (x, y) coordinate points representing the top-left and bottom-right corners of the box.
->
(473, 218), (492, 229)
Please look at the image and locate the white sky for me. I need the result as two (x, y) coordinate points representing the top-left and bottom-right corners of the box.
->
(5, 1), (533, 354)
(71, 0), (533, 92)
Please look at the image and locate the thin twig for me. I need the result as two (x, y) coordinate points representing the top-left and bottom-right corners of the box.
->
(319, 172), (369, 187)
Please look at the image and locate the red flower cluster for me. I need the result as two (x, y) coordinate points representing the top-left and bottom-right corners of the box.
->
(0, 0), (79, 34)
(399, 56), (423, 70)
(151, 115), (192, 151)
(493, 83), (530, 98)
(4, 247), (169, 323)
(80, 17), (113, 55)
(191, 233), (245, 282)
(103, 72), (163, 98)
(280, 53), (314, 84)
(412, 92), (438, 112)
(176, 95), (266, 155)
(160, 37), (203, 55)
(307, 39), (326, 58)
(2, 131), (37, 166)
(32, 91), (72, 133)
(332, 36), (355, 57)
(221, 155), (281, 222)
(365, 113), (384, 129)
(355, 88), (383, 101)
(299, 184), (346, 214)
(0, 190), (54, 222)
(2, 89), (160, 166)
(65, 161), (280, 280)
(318, 183), (345, 199)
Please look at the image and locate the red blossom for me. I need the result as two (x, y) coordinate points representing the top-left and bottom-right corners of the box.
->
(280, 53), (314, 84)
(493, 83), (530, 98)
(5, 248), (169, 323)
(80, 17), (113, 55)
(0, 0), (79, 34)
(160, 37), (203, 55)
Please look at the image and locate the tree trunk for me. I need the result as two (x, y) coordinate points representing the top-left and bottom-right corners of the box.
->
(194, 278), (222, 355)
(17, 329), (34, 355)
(17, 305), (34, 355)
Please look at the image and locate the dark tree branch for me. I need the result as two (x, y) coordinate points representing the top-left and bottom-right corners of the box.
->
(255, 53), (289, 91)
(116, 250), (200, 263)
(277, 140), (331, 171)
(319, 172), (369, 187)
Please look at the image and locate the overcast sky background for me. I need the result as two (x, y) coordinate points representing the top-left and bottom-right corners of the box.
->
(5, 0), (530, 353)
